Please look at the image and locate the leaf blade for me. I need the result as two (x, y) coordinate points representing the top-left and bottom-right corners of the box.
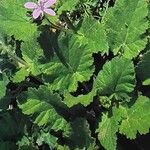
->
(104, 0), (149, 58)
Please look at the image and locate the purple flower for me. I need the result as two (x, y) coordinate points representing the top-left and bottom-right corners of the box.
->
(24, 0), (56, 19)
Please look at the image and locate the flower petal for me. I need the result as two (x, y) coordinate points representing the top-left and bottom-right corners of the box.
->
(32, 9), (42, 19)
(24, 2), (37, 9)
(44, 8), (56, 16)
(44, 0), (56, 8)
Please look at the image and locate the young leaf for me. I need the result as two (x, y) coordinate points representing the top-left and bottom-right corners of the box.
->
(119, 96), (150, 139)
(104, 0), (149, 58)
(18, 85), (68, 128)
(94, 57), (135, 100)
(136, 50), (150, 85)
(78, 16), (108, 54)
(0, 0), (38, 41)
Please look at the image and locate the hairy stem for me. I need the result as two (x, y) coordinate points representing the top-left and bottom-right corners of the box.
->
(1, 44), (28, 67)
(45, 16), (69, 32)
(61, 13), (77, 33)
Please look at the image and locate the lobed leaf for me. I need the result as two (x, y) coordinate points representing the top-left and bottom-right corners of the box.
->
(64, 88), (96, 107)
(96, 113), (118, 150)
(0, 0), (37, 41)
(41, 33), (94, 92)
(21, 33), (44, 76)
(94, 57), (135, 100)
(68, 118), (95, 149)
(104, 0), (149, 58)
(78, 16), (109, 54)
(119, 96), (150, 139)
(18, 85), (68, 128)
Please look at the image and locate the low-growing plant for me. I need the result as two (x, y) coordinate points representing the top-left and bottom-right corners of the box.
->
(0, 0), (150, 149)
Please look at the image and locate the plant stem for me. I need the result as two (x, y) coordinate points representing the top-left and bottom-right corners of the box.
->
(46, 19), (90, 92)
(61, 13), (77, 33)
(8, 51), (28, 67)
(1, 44), (28, 67)
(45, 17), (69, 32)
(1, 44), (45, 84)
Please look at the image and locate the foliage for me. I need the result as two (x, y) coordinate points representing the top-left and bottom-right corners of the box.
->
(0, 73), (9, 99)
(77, 16), (109, 53)
(0, 0), (37, 41)
(0, 0), (150, 150)
(96, 113), (119, 150)
(103, 0), (149, 58)
(95, 57), (135, 101)
(136, 50), (150, 85)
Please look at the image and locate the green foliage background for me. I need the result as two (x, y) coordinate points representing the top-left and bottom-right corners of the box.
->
(0, 0), (150, 149)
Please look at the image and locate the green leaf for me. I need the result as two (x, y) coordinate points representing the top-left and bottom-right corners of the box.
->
(0, 97), (11, 110)
(0, 112), (26, 140)
(143, 78), (150, 85)
(68, 118), (95, 149)
(41, 33), (94, 92)
(36, 130), (57, 149)
(57, 145), (70, 150)
(119, 96), (150, 139)
(96, 106), (126, 150)
(18, 85), (68, 127)
(17, 136), (38, 150)
(0, 111), (27, 150)
(12, 67), (29, 83)
(51, 118), (71, 138)
(64, 88), (96, 107)
(96, 113), (119, 150)
(78, 16), (108, 53)
(94, 57), (135, 100)
(0, 0), (37, 41)
(57, 0), (79, 14)
(104, 0), (149, 58)
(21, 34), (43, 76)
(0, 73), (9, 100)
(0, 113), (18, 139)
(136, 50), (150, 85)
